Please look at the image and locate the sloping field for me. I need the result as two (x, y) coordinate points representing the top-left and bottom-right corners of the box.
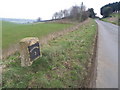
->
(101, 13), (120, 26)
(2, 19), (97, 88)
(2, 21), (73, 49)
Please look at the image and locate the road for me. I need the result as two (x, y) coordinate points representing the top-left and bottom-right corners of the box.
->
(95, 20), (118, 88)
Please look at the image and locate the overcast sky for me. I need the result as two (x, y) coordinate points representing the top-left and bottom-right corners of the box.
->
(0, 0), (119, 20)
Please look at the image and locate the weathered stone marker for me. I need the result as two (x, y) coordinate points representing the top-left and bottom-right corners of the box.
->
(19, 37), (40, 67)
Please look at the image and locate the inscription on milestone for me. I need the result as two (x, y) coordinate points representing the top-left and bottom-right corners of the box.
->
(28, 42), (40, 61)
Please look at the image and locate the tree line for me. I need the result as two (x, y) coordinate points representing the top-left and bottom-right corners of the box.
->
(52, 2), (96, 22)
(101, 2), (120, 17)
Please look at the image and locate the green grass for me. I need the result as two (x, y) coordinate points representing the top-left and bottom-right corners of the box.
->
(101, 13), (120, 26)
(2, 21), (72, 49)
(2, 19), (97, 88)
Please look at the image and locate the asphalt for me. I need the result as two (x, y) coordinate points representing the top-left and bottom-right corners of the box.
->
(95, 20), (118, 88)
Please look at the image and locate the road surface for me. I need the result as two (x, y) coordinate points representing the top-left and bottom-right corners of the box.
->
(95, 20), (118, 88)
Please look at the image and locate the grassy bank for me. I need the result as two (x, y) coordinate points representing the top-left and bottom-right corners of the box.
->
(101, 13), (120, 26)
(2, 21), (73, 49)
(2, 19), (97, 88)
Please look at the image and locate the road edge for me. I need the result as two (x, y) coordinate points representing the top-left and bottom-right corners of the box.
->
(87, 20), (98, 88)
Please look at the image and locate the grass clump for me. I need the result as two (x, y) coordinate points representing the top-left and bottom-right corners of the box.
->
(2, 19), (97, 88)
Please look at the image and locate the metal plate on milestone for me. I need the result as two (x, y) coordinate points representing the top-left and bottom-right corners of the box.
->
(28, 42), (40, 61)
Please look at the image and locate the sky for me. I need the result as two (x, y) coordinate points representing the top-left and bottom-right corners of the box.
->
(0, 0), (119, 20)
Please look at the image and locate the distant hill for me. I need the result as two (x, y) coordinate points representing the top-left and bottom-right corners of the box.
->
(0, 18), (36, 24)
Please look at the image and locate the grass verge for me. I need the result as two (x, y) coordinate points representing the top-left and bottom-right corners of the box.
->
(2, 19), (97, 88)
(101, 13), (120, 26)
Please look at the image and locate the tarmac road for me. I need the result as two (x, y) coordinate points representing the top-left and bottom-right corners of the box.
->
(95, 20), (118, 88)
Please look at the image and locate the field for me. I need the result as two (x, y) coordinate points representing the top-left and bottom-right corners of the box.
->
(2, 19), (97, 88)
(101, 13), (120, 26)
(2, 21), (73, 49)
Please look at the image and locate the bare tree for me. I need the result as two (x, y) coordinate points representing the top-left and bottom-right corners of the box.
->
(70, 6), (80, 19)
(52, 2), (88, 22)
(52, 12), (59, 19)
(37, 17), (41, 22)
(79, 2), (88, 22)
(58, 10), (64, 19)
(63, 9), (69, 18)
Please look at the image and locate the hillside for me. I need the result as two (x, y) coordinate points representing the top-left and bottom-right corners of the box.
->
(2, 21), (73, 49)
(2, 19), (97, 88)
(101, 13), (120, 26)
